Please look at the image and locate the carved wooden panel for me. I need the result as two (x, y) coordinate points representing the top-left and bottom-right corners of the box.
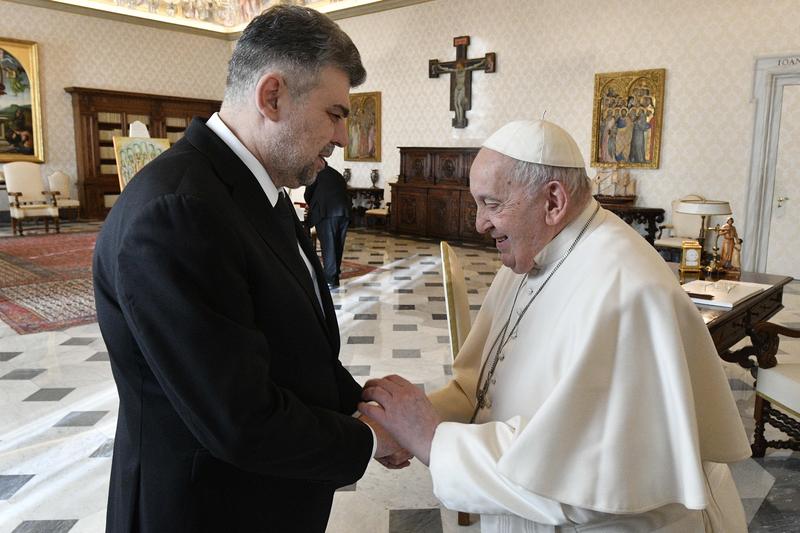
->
(433, 152), (463, 185)
(427, 189), (460, 238)
(393, 187), (428, 235)
(400, 151), (431, 184)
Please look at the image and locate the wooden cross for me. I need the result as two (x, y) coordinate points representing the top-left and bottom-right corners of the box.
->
(429, 36), (496, 128)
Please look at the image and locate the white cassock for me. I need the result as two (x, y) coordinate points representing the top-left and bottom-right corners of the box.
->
(428, 199), (751, 533)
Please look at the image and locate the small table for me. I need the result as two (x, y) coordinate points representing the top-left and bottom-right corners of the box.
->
(602, 204), (665, 245)
(347, 187), (383, 227)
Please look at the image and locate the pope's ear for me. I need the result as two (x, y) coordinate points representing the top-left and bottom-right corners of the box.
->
(543, 181), (570, 226)
(254, 73), (283, 122)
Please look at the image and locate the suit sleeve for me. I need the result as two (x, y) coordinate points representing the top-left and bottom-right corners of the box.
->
(115, 193), (372, 485)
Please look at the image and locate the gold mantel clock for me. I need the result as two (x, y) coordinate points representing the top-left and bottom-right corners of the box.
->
(679, 240), (703, 275)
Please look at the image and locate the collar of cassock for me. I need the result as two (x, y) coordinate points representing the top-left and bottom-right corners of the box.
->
(529, 197), (600, 275)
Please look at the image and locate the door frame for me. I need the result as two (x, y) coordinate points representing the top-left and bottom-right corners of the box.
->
(743, 53), (800, 272)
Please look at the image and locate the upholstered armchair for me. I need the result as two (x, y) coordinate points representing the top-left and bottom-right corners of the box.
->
(47, 171), (81, 220)
(4, 162), (60, 236)
(740, 322), (800, 457)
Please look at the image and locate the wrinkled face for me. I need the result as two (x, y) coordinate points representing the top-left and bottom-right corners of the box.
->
(270, 66), (350, 187)
(470, 149), (554, 274)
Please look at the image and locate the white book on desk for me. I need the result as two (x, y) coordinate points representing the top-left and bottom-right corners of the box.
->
(682, 279), (772, 309)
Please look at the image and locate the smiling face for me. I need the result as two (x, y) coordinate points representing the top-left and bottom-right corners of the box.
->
(470, 149), (559, 274)
(267, 66), (351, 187)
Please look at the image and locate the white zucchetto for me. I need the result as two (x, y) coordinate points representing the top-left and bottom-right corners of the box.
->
(482, 120), (585, 168)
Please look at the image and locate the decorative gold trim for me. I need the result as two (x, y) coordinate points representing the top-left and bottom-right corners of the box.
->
(590, 68), (665, 169)
(345, 91), (381, 162)
(8, 0), (434, 40)
(0, 37), (44, 163)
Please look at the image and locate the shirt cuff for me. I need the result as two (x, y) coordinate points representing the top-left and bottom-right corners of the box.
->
(353, 410), (378, 459)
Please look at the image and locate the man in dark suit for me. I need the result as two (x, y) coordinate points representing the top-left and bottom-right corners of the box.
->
(304, 163), (351, 288)
(93, 6), (409, 532)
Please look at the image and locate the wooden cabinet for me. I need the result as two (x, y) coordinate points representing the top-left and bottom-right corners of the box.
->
(390, 146), (491, 244)
(65, 87), (220, 219)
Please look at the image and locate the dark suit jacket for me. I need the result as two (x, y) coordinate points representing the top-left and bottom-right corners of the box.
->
(93, 118), (373, 533)
(303, 164), (351, 227)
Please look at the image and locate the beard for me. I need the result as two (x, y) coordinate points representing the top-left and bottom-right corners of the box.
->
(266, 114), (320, 188)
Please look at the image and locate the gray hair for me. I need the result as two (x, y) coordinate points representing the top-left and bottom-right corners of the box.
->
(510, 160), (592, 202)
(224, 5), (366, 104)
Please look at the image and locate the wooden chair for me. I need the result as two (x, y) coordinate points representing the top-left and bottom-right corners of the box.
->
(744, 321), (800, 457)
(365, 202), (390, 229)
(47, 171), (81, 220)
(440, 241), (473, 526)
(4, 162), (60, 236)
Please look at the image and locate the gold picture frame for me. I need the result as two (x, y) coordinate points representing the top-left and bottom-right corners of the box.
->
(113, 136), (170, 190)
(0, 38), (44, 163)
(591, 68), (665, 169)
(345, 91), (381, 162)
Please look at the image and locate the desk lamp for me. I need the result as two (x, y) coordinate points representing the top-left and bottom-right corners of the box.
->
(676, 199), (732, 275)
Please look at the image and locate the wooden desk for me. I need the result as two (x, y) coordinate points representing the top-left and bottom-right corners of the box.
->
(675, 267), (794, 361)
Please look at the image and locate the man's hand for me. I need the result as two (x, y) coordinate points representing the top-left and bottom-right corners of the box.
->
(359, 375), (441, 466)
(358, 413), (413, 469)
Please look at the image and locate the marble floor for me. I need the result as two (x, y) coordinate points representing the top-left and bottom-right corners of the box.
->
(0, 225), (798, 532)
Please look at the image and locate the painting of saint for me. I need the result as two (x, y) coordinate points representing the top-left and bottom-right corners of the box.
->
(591, 69), (665, 169)
(345, 92), (381, 162)
(0, 39), (43, 162)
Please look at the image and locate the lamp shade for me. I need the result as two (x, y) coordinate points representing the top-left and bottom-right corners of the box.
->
(675, 200), (732, 216)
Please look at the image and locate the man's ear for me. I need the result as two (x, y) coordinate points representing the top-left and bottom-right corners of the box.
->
(254, 72), (284, 122)
(543, 181), (570, 226)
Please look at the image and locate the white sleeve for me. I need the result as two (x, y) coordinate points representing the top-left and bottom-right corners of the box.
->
(429, 420), (615, 527)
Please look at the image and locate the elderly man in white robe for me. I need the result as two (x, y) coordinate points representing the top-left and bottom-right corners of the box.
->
(359, 120), (751, 532)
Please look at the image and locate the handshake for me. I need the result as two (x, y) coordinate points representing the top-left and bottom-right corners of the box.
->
(358, 374), (442, 469)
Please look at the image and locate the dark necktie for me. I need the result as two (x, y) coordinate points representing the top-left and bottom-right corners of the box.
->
(275, 191), (299, 247)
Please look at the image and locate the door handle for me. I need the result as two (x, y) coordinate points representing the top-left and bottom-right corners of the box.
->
(777, 196), (790, 208)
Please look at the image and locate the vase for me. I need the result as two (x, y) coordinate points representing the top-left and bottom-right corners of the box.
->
(370, 169), (379, 187)
(343, 168), (351, 184)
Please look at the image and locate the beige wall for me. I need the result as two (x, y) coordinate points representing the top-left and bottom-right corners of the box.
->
(332, 0), (800, 226)
(2, 0), (799, 228)
(0, 0), (230, 195)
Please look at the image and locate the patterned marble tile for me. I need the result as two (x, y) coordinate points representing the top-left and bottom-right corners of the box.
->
(10, 520), (78, 533)
(23, 388), (74, 402)
(52, 411), (108, 427)
(0, 352), (22, 362)
(1, 369), (45, 380)
(0, 474), (34, 500)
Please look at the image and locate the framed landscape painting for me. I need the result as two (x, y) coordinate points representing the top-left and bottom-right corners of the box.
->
(113, 137), (170, 190)
(591, 68), (665, 169)
(0, 38), (44, 163)
(345, 91), (381, 162)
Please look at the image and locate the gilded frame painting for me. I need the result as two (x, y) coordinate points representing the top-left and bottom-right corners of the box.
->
(113, 136), (170, 190)
(345, 91), (381, 162)
(0, 38), (44, 163)
(591, 68), (665, 169)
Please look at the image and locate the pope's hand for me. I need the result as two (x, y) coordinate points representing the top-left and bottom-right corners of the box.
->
(359, 374), (441, 466)
(358, 413), (413, 469)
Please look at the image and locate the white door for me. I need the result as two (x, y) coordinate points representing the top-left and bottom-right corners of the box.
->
(766, 84), (800, 279)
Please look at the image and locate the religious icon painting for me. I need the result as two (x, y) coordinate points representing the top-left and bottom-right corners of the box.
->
(113, 137), (171, 191)
(345, 91), (381, 162)
(590, 68), (666, 169)
(0, 38), (44, 163)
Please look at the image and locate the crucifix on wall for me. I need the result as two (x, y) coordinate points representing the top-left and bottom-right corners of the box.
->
(429, 36), (496, 128)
